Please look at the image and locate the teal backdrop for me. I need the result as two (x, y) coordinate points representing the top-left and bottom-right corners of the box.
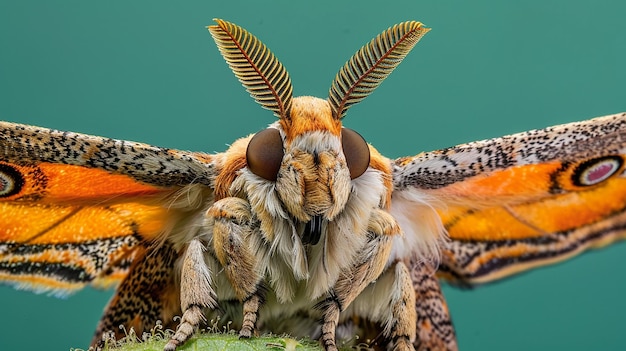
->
(1, 1), (625, 350)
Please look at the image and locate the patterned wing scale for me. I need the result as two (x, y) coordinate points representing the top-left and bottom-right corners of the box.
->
(436, 158), (626, 284)
(0, 121), (214, 187)
(0, 121), (216, 295)
(0, 164), (169, 294)
(392, 112), (626, 285)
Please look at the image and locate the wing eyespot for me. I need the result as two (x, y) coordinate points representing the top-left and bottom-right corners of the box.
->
(246, 128), (284, 181)
(0, 163), (25, 197)
(341, 128), (370, 179)
(572, 155), (623, 186)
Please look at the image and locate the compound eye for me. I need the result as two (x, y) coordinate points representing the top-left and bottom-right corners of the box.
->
(342, 128), (370, 179)
(246, 128), (284, 181)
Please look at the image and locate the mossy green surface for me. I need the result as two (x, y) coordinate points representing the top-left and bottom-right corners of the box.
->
(74, 330), (367, 351)
(103, 334), (320, 351)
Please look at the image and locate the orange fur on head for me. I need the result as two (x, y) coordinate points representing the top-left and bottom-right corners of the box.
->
(368, 145), (393, 209)
(214, 136), (250, 200)
(280, 96), (342, 142)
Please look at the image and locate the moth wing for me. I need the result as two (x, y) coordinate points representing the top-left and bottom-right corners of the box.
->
(390, 112), (626, 285)
(0, 121), (216, 295)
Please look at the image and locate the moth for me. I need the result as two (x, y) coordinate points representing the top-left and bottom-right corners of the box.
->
(1, 18), (625, 351)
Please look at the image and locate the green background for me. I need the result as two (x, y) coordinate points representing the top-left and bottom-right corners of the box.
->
(1, 1), (625, 350)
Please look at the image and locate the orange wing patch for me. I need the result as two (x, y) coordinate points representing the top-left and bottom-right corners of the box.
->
(434, 155), (626, 284)
(0, 202), (167, 244)
(0, 161), (175, 294)
(0, 162), (164, 202)
(436, 157), (626, 241)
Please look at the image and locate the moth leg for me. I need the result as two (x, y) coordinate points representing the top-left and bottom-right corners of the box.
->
(409, 259), (459, 351)
(93, 242), (180, 348)
(321, 209), (415, 351)
(385, 260), (418, 351)
(209, 197), (264, 339)
(165, 238), (217, 351)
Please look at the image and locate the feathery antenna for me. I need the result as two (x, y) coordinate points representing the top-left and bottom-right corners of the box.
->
(208, 19), (293, 119)
(328, 21), (430, 119)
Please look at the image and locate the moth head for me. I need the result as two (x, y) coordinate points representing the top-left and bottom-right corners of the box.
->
(245, 97), (370, 224)
(209, 19), (428, 244)
(246, 98), (371, 182)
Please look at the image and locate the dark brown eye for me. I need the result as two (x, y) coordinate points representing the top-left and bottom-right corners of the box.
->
(246, 128), (284, 181)
(342, 128), (370, 179)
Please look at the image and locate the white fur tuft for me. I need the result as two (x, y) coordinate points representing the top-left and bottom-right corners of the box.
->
(388, 189), (446, 266)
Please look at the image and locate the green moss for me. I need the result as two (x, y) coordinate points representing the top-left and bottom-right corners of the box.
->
(101, 333), (320, 351)
(72, 328), (373, 351)
(71, 320), (375, 351)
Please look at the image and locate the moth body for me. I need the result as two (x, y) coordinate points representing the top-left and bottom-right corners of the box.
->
(164, 20), (432, 351)
(165, 93), (417, 350)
